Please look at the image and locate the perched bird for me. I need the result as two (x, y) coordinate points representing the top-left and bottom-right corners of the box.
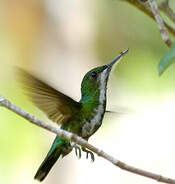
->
(18, 49), (128, 182)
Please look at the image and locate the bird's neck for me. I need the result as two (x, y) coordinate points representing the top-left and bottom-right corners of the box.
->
(80, 87), (107, 118)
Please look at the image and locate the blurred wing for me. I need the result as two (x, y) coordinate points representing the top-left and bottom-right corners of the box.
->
(18, 68), (81, 124)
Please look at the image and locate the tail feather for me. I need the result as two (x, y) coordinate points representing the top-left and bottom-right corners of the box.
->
(34, 148), (62, 182)
(34, 136), (68, 182)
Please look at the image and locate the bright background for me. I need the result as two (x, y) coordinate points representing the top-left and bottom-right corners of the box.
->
(1, 0), (175, 184)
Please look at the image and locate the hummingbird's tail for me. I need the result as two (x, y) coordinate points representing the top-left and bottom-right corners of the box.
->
(34, 136), (71, 182)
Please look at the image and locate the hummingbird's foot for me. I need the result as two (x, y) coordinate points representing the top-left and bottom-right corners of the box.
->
(70, 142), (82, 159)
(75, 146), (82, 159)
(82, 148), (95, 162)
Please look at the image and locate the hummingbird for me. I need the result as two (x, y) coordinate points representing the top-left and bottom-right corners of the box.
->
(18, 49), (128, 182)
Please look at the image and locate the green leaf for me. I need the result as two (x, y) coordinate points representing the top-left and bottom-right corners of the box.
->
(158, 43), (175, 76)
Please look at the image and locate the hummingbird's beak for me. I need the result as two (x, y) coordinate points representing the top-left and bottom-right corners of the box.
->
(106, 49), (129, 69)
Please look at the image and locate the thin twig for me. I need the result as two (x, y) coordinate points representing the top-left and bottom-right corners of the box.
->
(123, 0), (175, 39)
(148, 0), (172, 47)
(0, 95), (175, 184)
(159, 0), (175, 24)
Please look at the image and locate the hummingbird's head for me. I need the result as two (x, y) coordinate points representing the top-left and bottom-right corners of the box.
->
(80, 49), (128, 102)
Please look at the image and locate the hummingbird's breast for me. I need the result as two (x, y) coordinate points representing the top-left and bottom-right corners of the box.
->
(81, 103), (106, 138)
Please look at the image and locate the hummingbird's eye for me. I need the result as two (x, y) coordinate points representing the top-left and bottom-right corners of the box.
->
(91, 71), (97, 79)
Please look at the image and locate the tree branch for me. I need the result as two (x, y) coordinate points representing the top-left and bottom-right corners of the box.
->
(123, 0), (175, 43)
(159, 0), (175, 24)
(148, 0), (172, 47)
(0, 95), (175, 183)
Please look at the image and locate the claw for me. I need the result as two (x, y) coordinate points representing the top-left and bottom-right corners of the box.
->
(82, 148), (95, 162)
(75, 146), (81, 159)
(75, 147), (78, 156)
(71, 142), (82, 159)
(70, 142), (95, 162)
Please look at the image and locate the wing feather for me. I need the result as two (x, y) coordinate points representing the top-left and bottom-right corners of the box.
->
(17, 68), (81, 124)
